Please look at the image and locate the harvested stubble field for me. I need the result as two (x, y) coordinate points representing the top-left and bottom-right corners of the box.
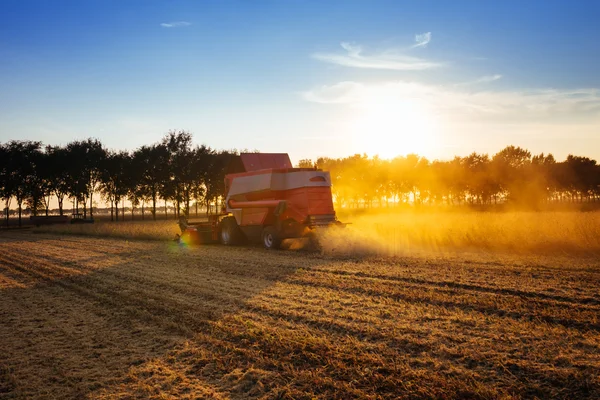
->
(1, 224), (600, 399)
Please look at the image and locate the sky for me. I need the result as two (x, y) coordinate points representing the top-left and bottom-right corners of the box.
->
(1, 0), (600, 164)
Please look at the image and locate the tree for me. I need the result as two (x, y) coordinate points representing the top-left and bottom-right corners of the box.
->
(531, 153), (557, 204)
(190, 145), (213, 217)
(133, 144), (170, 220)
(126, 150), (144, 220)
(66, 139), (106, 218)
(100, 151), (131, 222)
(45, 145), (71, 216)
(492, 146), (532, 204)
(561, 155), (598, 202)
(0, 143), (12, 226)
(3, 141), (42, 226)
(205, 150), (236, 214)
(297, 159), (315, 168)
(463, 153), (493, 205)
(162, 130), (194, 218)
(25, 148), (51, 216)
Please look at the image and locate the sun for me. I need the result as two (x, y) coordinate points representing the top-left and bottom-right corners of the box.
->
(349, 97), (438, 159)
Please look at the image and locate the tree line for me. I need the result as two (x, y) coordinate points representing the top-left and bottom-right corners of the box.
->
(0, 131), (237, 226)
(2, 132), (599, 227)
(299, 146), (600, 209)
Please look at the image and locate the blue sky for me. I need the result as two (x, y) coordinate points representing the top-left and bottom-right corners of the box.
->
(1, 0), (600, 162)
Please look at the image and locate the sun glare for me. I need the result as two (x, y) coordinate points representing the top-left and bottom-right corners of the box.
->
(349, 96), (438, 159)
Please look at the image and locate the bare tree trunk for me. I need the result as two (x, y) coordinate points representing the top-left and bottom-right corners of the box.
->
(185, 189), (190, 218)
(115, 200), (118, 222)
(152, 193), (157, 221)
(164, 200), (168, 219)
(17, 202), (22, 227)
(45, 195), (50, 216)
(5, 200), (9, 228)
(90, 192), (94, 219)
(122, 198), (125, 222)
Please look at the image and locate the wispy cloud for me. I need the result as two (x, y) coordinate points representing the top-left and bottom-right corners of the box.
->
(312, 40), (443, 71)
(160, 21), (191, 28)
(456, 74), (503, 87)
(303, 80), (600, 122)
(475, 74), (502, 83)
(412, 32), (432, 48)
(302, 81), (363, 104)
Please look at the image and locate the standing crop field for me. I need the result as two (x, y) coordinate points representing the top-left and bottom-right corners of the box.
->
(0, 230), (599, 399)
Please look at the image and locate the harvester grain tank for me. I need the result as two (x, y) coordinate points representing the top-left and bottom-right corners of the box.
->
(179, 153), (343, 249)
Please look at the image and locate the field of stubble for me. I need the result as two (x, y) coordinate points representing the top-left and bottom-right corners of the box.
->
(1, 230), (599, 399)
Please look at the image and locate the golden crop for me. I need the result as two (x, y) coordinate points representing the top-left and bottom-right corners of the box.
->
(34, 211), (600, 257)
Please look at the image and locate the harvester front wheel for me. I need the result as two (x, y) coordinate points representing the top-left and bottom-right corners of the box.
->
(262, 226), (281, 250)
(220, 216), (244, 245)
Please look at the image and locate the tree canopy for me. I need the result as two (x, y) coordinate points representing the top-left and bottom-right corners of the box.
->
(2, 132), (599, 227)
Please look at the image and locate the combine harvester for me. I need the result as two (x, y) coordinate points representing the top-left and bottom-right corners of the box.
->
(179, 153), (344, 249)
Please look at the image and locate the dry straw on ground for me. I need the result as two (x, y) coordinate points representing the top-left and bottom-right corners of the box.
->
(1, 229), (599, 399)
(35, 220), (180, 241)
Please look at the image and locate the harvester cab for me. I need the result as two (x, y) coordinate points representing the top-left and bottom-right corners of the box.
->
(179, 153), (344, 249)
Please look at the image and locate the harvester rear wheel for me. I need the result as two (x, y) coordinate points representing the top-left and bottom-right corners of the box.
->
(262, 226), (282, 250)
(220, 216), (244, 245)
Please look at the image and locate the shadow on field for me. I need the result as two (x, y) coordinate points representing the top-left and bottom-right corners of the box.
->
(288, 275), (600, 333)
(1, 230), (600, 399)
(0, 231), (312, 398)
(308, 267), (600, 306)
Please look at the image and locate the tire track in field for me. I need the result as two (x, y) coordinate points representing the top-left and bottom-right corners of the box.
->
(0, 279), (184, 398)
(3, 231), (599, 399)
(30, 234), (146, 253)
(253, 282), (600, 353)
(0, 235), (288, 398)
(205, 285), (600, 399)
(1, 242), (219, 335)
(1, 234), (299, 337)
(285, 273), (600, 333)
(0, 250), (97, 286)
(0, 252), (83, 287)
(310, 267), (600, 306)
(302, 268), (600, 325)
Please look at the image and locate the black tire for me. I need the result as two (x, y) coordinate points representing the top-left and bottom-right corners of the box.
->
(220, 216), (244, 245)
(262, 226), (282, 250)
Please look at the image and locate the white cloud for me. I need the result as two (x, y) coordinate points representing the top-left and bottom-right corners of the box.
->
(302, 81), (364, 104)
(456, 74), (503, 87)
(412, 32), (432, 48)
(303, 80), (600, 122)
(160, 21), (191, 28)
(312, 41), (443, 71)
(475, 74), (503, 83)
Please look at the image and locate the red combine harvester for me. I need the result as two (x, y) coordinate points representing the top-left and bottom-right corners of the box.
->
(179, 153), (344, 249)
